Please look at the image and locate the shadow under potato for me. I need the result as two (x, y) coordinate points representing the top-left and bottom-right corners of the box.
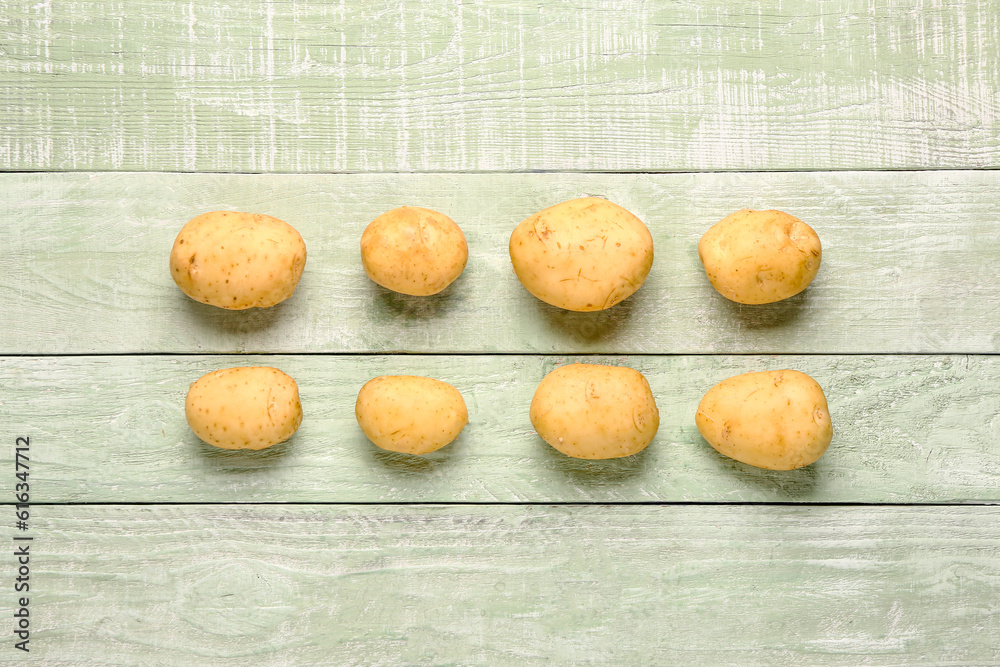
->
(364, 431), (465, 475)
(532, 291), (639, 345)
(191, 434), (295, 472)
(539, 438), (652, 485)
(719, 289), (811, 331)
(701, 436), (823, 498)
(371, 281), (463, 320)
(181, 294), (290, 336)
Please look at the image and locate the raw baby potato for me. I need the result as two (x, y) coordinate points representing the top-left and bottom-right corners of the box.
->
(355, 376), (469, 455)
(185, 366), (302, 450)
(698, 209), (821, 305)
(530, 363), (659, 460)
(509, 197), (654, 312)
(696, 370), (833, 470)
(170, 211), (307, 309)
(361, 206), (468, 296)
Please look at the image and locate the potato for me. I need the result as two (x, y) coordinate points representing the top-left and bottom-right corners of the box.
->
(530, 363), (659, 459)
(698, 209), (821, 304)
(185, 366), (302, 450)
(355, 376), (468, 455)
(509, 197), (654, 311)
(170, 211), (307, 309)
(361, 207), (468, 296)
(695, 370), (833, 470)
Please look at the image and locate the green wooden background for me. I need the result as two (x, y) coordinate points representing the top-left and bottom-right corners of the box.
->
(2, 0), (999, 664)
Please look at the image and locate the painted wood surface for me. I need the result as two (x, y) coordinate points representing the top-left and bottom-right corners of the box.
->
(10, 504), (1000, 665)
(4, 171), (1000, 355)
(4, 1), (999, 661)
(4, 354), (998, 504)
(2, 0), (998, 173)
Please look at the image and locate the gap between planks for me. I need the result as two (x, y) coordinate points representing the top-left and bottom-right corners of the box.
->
(5, 168), (1000, 176)
(14, 501), (1000, 507)
(4, 352), (999, 358)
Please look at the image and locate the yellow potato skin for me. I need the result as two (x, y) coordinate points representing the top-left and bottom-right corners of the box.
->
(361, 207), (468, 296)
(695, 370), (833, 470)
(698, 209), (821, 305)
(170, 211), (307, 309)
(530, 364), (659, 460)
(185, 367), (303, 450)
(355, 376), (469, 455)
(509, 197), (654, 312)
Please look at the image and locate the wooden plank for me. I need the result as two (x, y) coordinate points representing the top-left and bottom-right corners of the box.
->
(4, 354), (998, 504)
(3, 171), (999, 355)
(13, 504), (1000, 665)
(2, 0), (997, 173)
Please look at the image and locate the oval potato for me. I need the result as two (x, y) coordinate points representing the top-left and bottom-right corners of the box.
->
(185, 366), (303, 450)
(361, 206), (468, 296)
(698, 209), (821, 305)
(530, 363), (659, 459)
(170, 211), (307, 309)
(355, 376), (469, 455)
(509, 198), (654, 311)
(695, 369), (833, 470)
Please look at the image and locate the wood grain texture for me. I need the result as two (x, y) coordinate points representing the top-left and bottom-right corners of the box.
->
(4, 354), (999, 504)
(2, 0), (998, 173)
(12, 505), (1000, 665)
(5, 1), (998, 661)
(3, 171), (1000, 355)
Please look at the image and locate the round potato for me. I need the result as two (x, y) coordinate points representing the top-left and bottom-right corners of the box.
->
(361, 207), (468, 296)
(170, 211), (307, 309)
(530, 363), (659, 459)
(185, 366), (302, 450)
(698, 209), (821, 304)
(695, 370), (833, 470)
(355, 376), (468, 455)
(509, 197), (654, 312)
